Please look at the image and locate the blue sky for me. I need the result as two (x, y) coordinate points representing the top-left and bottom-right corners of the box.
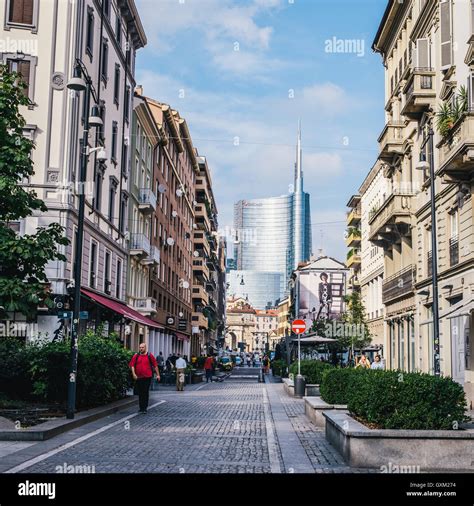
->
(135, 0), (388, 261)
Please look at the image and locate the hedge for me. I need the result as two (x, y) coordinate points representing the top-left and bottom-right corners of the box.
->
(320, 367), (366, 405)
(271, 359), (287, 377)
(0, 331), (134, 409)
(289, 360), (333, 384)
(320, 367), (469, 430)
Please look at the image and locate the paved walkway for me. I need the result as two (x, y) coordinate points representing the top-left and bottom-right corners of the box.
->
(0, 376), (377, 474)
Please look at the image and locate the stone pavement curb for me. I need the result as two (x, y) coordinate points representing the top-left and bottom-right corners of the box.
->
(0, 396), (138, 442)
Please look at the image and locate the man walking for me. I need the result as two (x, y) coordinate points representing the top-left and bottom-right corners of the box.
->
(175, 353), (187, 391)
(130, 342), (160, 413)
(204, 354), (214, 383)
(156, 351), (164, 381)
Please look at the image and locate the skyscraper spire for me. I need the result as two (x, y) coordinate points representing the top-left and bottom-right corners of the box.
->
(295, 119), (303, 193)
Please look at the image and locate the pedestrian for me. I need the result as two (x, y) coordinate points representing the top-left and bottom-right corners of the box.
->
(204, 354), (214, 383)
(263, 355), (269, 374)
(175, 353), (187, 391)
(165, 355), (174, 385)
(355, 353), (371, 369)
(370, 354), (384, 370)
(129, 342), (160, 414)
(156, 351), (164, 381)
(247, 355), (251, 367)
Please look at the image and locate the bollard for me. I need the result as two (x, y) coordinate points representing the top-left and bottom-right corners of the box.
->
(294, 374), (306, 397)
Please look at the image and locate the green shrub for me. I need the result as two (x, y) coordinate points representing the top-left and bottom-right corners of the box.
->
(0, 338), (33, 399)
(271, 359), (287, 377)
(289, 360), (333, 384)
(320, 367), (366, 404)
(350, 370), (469, 429)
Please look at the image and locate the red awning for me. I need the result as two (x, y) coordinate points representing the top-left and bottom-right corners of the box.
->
(81, 288), (164, 329)
(175, 332), (190, 342)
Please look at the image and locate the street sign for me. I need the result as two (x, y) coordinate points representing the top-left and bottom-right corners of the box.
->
(178, 318), (187, 331)
(58, 311), (73, 319)
(292, 319), (306, 334)
(166, 316), (176, 326)
(79, 311), (89, 320)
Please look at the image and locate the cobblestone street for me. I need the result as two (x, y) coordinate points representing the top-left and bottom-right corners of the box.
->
(1, 378), (377, 474)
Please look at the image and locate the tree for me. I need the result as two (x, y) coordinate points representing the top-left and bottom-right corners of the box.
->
(0, 64), (69, 320)
(339, 291), (372, 359)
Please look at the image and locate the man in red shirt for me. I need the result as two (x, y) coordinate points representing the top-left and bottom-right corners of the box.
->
(129, 342), (160, 413)
(204, 354), (214, 383)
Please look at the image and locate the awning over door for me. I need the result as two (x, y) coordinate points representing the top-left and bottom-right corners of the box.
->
(81, 288), (164, 329)
(175, 332), (190, 342)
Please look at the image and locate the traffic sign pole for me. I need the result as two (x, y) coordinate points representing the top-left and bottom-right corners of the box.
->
(291, 320), (306, 376)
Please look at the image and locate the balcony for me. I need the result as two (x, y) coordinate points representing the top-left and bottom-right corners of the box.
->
(206, 253), (218, 271)
(449, 236), (459, 266)
(193, 258), (209, 280)
(195, 178), (211, 202)
(138, 188), (157, 213)
(206, 275), (217, 291)
(346, 249), (361, 268)
(193, 231), (211, 257)
(382, 265), (414, 304)
(368, 193), (414, 244)
(348, 275), (361, 290)
(438, 111), (474, 182)
(132, 297), (157, 315)
(141, 245), (160, 266)
(192, 311), (208, 329)
(195, 204), (211, 232)
(129, 233), (151, 256)
(346, 208), (361, 226)
(401, 68), (436, 118)
(377, 121), (404, 162)
(346, 230), (361, 247)
(192, 284), (209, 304)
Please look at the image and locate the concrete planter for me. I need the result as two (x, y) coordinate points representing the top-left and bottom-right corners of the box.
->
(324, 411), (474, 471)
(282, 379), (320, 397)
(304, 396), (347, 428)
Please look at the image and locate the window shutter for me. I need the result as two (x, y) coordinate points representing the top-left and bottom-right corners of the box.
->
(440, 0), (452, 69)
(468, 74), (474, 109)
(18, 61), (30, 97)
(9, 0), (23, 23)
(416, 38), (430, 68)
(22, 0), (33, 24)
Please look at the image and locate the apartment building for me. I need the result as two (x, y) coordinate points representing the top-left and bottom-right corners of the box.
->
(373, 0), (474, 406)
(345, 195), (362, 293)
(191, 154), (221, 356)
(225, 297), (256, 352)
(358, 163), (385, 346)
(0, 0), (150, 340)
(276, 296), (291, 341)
(255, 309), (279, 352)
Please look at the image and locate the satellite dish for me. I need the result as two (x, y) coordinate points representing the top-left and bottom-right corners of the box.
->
(172, 210), (178, 218)
(158, 184), (167, 194)
(193, 250), (200, 257)
(182, 281), (190, 289)
(193, 200), (198, 207)
(167, 237), (175, 246)
(176, 189), (183, 197)
(193, 223), (197, 229)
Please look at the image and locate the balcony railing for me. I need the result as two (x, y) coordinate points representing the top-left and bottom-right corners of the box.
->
(142, 245), (160, 265)
(192, 285), (209, 303)
(130, 233), (151, 256)
(438, 111), (474, 182)
(382, 265), (414, 304)
(133, 297), (157, 314)
(378, 121), (404, 161)
(138, 188), (157, 212)
(346, 207), (361, 226)
(368, 193), (414, 241)
(402, 67), (436, 118)
(449, 236), (459, 266)
(192, 311), (208, 329)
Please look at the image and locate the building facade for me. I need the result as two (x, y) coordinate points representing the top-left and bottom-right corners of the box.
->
(225, 297), (256, 352)
(345, 195), (362, 294)
(255, 309), (278, 352)
(372, 0), (474, 407)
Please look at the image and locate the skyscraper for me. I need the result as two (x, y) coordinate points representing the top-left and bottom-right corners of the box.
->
(230, 125), (312, 309)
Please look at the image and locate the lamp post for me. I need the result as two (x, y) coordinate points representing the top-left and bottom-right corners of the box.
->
(416, 126), (440, 376)
(66, 60), (104, 418)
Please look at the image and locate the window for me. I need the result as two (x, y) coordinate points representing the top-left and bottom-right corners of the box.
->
(409, 317), (416, 372)
(415, 38), (430, 68)
(115, 15), (122, 44)
(94, 169), (103, 212)
(116, 259), (122, 299)
(121, 143), (128, 178)
(7, 0), (34, 26)
(89, 241), (98, 288)
(119, 191), (127, 234)
(440, 0), (452, 69)
(104, 251), (111, 294)
(102, 0), (110, 18)
(111, 121), (118, 162)
(86, 7), (94, 57)
(6, 58), (31, 98)
(398, 320), (405, 370)
(98, 102), (106, 141)
(108, 177), (117, 223)
(101, 38), (108, 81)
(124, 86), (130, 122)
(114, 64), (120, 105)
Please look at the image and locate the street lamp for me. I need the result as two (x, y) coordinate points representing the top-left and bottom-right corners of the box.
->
(65, 60), (103, 418)
(415, 126), (440, 376)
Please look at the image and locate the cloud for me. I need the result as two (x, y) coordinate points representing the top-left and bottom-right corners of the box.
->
(302, 82), (349, 115)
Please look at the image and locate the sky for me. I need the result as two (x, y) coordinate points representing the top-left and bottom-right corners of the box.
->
(135, 0), (388, 262)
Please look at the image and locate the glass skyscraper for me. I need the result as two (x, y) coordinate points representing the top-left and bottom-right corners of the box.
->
(230, 124), (312, 309)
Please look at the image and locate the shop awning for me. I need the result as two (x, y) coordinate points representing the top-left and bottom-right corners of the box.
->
(175, 332), (190, 342)
(81, 288), (164, 329)
(446, 300), (474, 320)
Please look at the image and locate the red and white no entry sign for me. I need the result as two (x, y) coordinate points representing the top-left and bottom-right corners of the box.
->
(292, 319), (306, 334)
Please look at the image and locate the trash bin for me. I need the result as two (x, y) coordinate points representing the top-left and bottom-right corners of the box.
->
(294, 374), (306, 397)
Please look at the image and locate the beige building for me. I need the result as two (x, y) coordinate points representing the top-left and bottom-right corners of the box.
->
(372, 0), (474, 407)
(276, 296), (291, 341)
(225, 297), (256, 352)
(358, 163), (385, 346)
(345, 195), (362, 294)
(255, 309), (278, 352)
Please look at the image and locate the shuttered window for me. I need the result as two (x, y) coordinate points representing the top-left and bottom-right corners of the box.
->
(468, 74), (474, 110)
(415, 38), (430, 69)
(7, 59), (30, 97)
(440, 0), (452, 69)
(8, 0), (34, 25)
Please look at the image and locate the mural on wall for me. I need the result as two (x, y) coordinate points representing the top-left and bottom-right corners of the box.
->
(297, 270), (346, 329)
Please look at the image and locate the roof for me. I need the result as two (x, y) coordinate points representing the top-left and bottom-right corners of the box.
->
(299, 256), (348, 271)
